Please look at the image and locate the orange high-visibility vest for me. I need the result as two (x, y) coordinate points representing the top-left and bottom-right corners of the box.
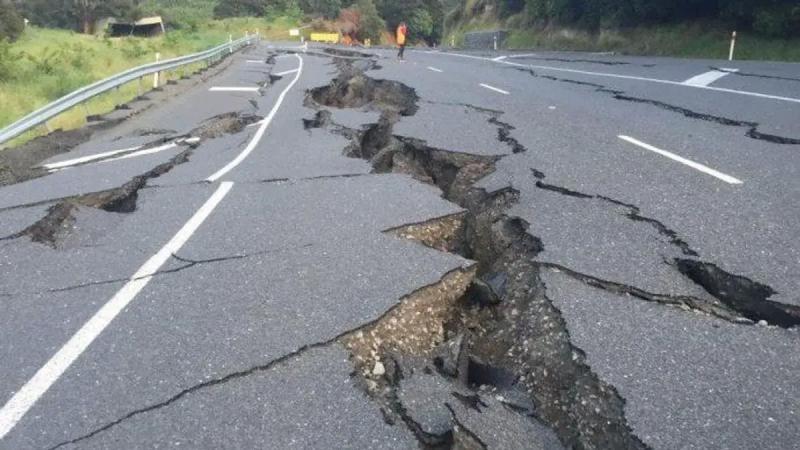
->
(396, 25), (407, 45)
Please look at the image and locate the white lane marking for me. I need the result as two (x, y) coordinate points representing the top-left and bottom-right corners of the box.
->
(246, 120), (266, 128)
(0, 181), (234, 439)
(618, 135), (743, 185)
(683, 69), (738, 87)
(100, 142), (179, 164)
(42, 145), (143, 170)
(427, 66), (443, 73)
(246, 60), (264, 63)
(505, 53), (539, 59)
(209, 87), (260, 92)
(206, 54), (304, 182)
(420, 51), (800, 104)
(492, 56), (507, 61)
(274, 68), (299, 76)
(479, 83), (510, 95)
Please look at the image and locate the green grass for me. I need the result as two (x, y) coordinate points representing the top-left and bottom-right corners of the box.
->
(0, 17), (297, 148)
(503, 22), (800, 61)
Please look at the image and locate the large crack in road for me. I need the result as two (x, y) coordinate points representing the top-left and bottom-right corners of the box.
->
(304, 52), (800, 448)
(307, 55), (647, 449)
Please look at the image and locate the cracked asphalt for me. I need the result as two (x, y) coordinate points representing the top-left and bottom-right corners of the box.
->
(1, 41), (799, 448)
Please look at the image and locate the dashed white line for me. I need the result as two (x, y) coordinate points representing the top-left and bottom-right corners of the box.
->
(246, 60), (264, 63)
(683, 69), (738, 87)
(618, 135), (743, 185)
(427, 66), (443, 73)
(206, 54), (304, 182)
(209, 87), (260, 92)
(479, 83), (510, 95)
(274, 68), (299, 76)
(421, 50), (800, 104)
(0, 181), (234, 439)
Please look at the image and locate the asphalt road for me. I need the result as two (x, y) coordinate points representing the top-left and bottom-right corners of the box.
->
(1, 41), (799, 448)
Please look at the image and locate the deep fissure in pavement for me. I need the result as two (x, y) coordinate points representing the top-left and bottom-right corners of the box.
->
(308, 57), (648, 449)
(2, 111), (261, 247)
(529, 168), (799, 328)
(675, 259), (800, 327)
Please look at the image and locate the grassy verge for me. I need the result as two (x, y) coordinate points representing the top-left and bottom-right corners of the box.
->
(0, 17), (297, 148)
(503, 22), (800, 61)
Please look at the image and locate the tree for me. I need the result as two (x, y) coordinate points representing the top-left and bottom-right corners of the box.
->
(301, 0), (342, 19)
(14, 0), (139, 33)
(213, 0), (265, 18)
(0, 0), (24, 41)
(353, 0), (384, 41)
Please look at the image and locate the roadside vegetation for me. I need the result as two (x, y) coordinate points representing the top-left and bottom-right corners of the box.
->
(0, 0), (298, 147)
(446, 0), (800, 61)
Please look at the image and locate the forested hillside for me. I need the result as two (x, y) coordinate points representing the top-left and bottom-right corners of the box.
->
(446, 0), (800, 59)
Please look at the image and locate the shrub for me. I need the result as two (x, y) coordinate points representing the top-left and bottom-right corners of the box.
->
(0, 38), (18, 81)
(0, 0), (24, 41)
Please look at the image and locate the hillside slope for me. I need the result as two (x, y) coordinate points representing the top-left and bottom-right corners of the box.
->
(444, 0), (800, 61)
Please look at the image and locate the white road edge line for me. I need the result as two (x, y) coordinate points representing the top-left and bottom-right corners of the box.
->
(274, 68), (299, 76)
(618, 135), (743, 185)
(0, 181), (235, 439)
(427, 66), (443, 73)
(42, 145), (143, 170)
(209, 87), (260, 92)
(492, 56), (507, 61)
(683, 69), (738, 87)
(479, 83), (510, 95)
(206, 54), (304, 182)
(420, 51), (800, 104)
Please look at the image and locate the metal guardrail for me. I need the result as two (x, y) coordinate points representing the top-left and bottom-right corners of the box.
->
(0, 35), (256, 146)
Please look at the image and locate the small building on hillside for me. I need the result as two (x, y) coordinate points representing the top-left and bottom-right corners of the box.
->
(106, 16), (166, 37)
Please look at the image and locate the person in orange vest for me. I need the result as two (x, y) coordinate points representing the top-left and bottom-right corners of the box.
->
(396, 22), (408, 60)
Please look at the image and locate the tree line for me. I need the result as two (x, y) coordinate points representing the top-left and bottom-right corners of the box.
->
(497, 0), (800, 37)
(0, 0), (445, 44)
(2, 0), (798, 43)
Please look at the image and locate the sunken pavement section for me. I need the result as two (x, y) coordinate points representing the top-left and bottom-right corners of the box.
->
(0, 43), (798, 449)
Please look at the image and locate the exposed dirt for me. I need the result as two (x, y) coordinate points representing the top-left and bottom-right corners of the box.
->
(308, 59), (648, 449)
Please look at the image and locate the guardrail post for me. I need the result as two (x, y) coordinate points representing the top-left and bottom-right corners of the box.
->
(153, 52), (161, 88)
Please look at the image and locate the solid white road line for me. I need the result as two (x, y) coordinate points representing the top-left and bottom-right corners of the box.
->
(683, 69), (738, 87)
(209, 87), (260, 92)
(274, 68), (299, 76)
(0, 181), (234, 440)
(492, 56), (507, 61)
(100, 142), (179, 164)
(42, 145), (143, 170)
(618, 135), (743, 185)
(246, 60), (264, 63)
(206, 54), (304, 182)
(479, 83), (510, 95)
(420, 51), (800, 104)
(427, 66), (443, 72)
